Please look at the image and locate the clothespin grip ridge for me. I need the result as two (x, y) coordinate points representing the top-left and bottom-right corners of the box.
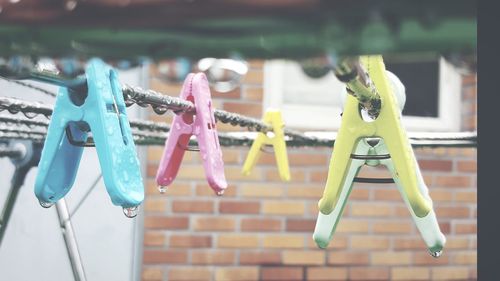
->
(242, 110), (290, 181)
(156, 73), (227, 194)
(34, 58), (144, 212)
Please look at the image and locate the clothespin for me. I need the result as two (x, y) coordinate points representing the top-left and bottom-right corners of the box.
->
(34, 58), (144, 217)
(242, 110), (290, 181)
(315, 56), (446, 257)
(156, 73), (227, 195)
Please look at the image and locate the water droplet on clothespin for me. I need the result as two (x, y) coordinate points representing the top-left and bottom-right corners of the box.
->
(158, 186), (167, 193)
(430, 250), (442, 258)
(107, 126), (114, 135)
(64, 0), (78, 11)
(175, 123), (181, 130)
(201, 153), (207, 160)
(39, 200), (54, 208)
(123, 206), (139, 218)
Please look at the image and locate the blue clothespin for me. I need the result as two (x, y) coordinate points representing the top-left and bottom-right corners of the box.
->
(34, 58), (144, 217)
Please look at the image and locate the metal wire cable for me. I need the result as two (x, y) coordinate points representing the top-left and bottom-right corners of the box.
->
(121, 84), (328, 144)
(0, 85), (477, 148)
(0, 146), (24, 158)
(0, 78), (57, 98)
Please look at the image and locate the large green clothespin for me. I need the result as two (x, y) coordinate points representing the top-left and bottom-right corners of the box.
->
(316, 56), (445, 256)
(242, 109), (290, 181)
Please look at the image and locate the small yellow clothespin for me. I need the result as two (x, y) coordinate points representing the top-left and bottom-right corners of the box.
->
(242, 109), (290, 181)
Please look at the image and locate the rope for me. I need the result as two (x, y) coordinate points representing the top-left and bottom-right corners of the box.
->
(0, 110), (477, 148)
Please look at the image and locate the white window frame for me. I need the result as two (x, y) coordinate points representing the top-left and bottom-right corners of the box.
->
(263, 57), (462, 132)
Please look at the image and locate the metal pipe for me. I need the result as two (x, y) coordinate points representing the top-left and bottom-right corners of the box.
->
(56, 199), (87, 281)
(333, 57), (382, 119)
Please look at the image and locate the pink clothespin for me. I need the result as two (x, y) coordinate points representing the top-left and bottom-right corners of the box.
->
(156, 73), (227, 195)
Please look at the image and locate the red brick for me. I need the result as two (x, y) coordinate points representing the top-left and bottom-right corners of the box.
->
(371, 252), (412, 265)
(310, 170), (328, 182)
(192, 251), (235, 265)
(169, 235), (212, 248)
(435, 206), (470, 218)
(144, 198), (167, 212)
(350, 188), (370, 199)
(455, 191), (477, 203)
(455, 222), (477, 234)
(218, 235), (259, 248)
(307, 267), (348, 280)
(429, 189), (454, 202)
(144, 216), (189, 230)
(435, 175), (471, 187)
(282, 251), (325, 265)
(286, 219), (316, 232)
(349, 267), (389, 280)
(432, 267), (469, 280)
(373, 222), (412, 234)
(142, 268), (163, 281)
(143, 250), (187, 264)
(172, 200), (214, 213)
(263, 201), (305, 216)
(242, 70), (263, 84)
(457, 160), (477, 172)
(241, 218), (282, 232)
(245, 87), (263, 101)
(394, 238), (426, 250)
(453, 251), (477, 264)
(144, 232), (165, 247)
(263, 235), (305, 249)
(215, 267), (259, 281)
(219, 201), (261, 214)
(462, 74), (477, 85)
(373, 189), (401, 201)
(328, 252), (369, 265)
(350, 236), (390, 250)
(288, 153), (328, 166)
(262, 267), (303, 281)
(351, 203), (392, 217)
(193, 217), (235, 231)
(418, 159), (453, 171)
(391, 267), (430, 280)
(240, 251), (282, 265)
(168, 267), (212, 281)
(223, 102), (262, 118)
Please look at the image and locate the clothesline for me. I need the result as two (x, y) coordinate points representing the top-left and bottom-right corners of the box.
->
(0, 97), (477, 148)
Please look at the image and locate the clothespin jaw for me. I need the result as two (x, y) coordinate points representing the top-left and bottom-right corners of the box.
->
(156, 72), (227, 194)
(314, 139), (446, 256)
(313, 140), (369, 248)
(35, 58), (144, 213)
(242, 110), (290, 181)
(318, 55), (432, 218)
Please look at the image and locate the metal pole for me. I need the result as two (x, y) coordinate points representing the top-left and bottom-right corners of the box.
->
(0, 142), (37, 247)
(333, 57), (382, 119)
(56, 199), (87, 281)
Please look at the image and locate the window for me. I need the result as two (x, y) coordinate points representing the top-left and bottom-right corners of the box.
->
(263, 56), (462, 131)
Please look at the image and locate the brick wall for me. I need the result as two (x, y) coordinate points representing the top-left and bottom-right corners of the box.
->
(141, 61), (477, 281)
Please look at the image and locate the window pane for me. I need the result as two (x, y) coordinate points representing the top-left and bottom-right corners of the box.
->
(281, 61), (344, 106)
(385, 59), (439, 117)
